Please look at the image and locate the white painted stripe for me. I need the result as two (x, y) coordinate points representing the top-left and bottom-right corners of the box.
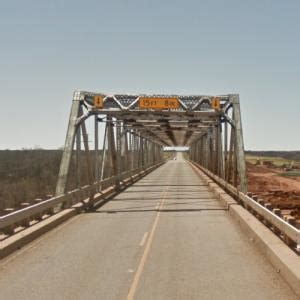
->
(139, 232), (148, 247)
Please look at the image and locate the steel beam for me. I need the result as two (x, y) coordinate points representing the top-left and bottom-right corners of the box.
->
(230, 94), (248, 193)
(56, 92), (82, 196)
(107, 116), (120, 189)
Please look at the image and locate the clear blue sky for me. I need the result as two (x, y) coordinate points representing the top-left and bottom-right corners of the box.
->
(0, 0), (299, 150)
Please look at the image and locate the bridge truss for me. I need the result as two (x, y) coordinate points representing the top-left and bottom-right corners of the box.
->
(1, 91), (299, 255)
(56, 91), (247, 205)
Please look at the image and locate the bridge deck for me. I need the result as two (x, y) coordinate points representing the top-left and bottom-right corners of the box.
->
(0, 155), (297, 299)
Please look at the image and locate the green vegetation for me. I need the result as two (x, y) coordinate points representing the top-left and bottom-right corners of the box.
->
(245, 155), (294, 166)
(0, 150), (62, 210)
(245, 151), (300, 167)
(278, 171), (300, 177)
(0, 150), (97, 210)
(246, 151), (300, 161)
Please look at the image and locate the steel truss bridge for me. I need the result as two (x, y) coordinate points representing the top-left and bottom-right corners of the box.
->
(0, 91), (299, 299)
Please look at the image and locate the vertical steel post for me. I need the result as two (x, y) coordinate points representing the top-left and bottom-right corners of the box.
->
(99, 122), (108, 189)
(224, 120), (228, 180)
(76, 124), (81, 188)
(134, 131), (138, 169)
(56, 91), (82, 196)
(213, 126), (218, 174)
(139, 136), (144, 168)
(94, 115), (99, 188)
(150, 142), (154, 165)
(128, 130), (132, 171)
(130, 130), (135, 172)
(81, 118), (95, 202)
(218, 123), (224, 178)
(107, 116), (120, 189)
(227, 122), (235, 184)
(121, 125), (129, 173)
(201, 135), (205, 166)
(144, 139), (148, 167)
(208, 129), (213, 172)
(116, 120), (122, 180)
(230, 94), (248, 193)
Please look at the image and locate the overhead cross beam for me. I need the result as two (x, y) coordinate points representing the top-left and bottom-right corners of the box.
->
(77, 91), (231, 147)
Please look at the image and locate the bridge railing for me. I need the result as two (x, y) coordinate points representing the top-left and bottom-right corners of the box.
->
(190, 161), (300, 250)
(1, 91), (170, 239)
(0, 161), (164, 237)
(187, 95), (299, 248)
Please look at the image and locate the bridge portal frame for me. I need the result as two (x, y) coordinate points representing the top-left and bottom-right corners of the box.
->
(3, 91), (300, 253)
(56, 91), (248, 204)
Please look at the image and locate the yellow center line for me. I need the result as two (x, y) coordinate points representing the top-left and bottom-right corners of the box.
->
(127, 185), (170, 300)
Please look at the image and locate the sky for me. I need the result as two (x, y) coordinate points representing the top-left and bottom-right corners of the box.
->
(0, 0), (299, 150)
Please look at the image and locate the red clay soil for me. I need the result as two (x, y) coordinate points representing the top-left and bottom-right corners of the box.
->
(247, 163), (300, 226)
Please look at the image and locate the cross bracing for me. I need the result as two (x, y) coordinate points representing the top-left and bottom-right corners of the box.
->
(77, 91), (232, 147)
(56, 91), (247, 205)
(2, 90), (300, 261)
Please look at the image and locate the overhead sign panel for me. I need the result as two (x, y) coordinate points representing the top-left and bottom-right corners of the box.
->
(139, 97), (179, 110)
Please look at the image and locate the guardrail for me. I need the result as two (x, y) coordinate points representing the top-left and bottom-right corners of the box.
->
(0, 161), (165, 237)
(189, 160), (300, 249)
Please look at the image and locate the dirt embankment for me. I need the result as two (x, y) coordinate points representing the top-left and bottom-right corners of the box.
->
(247, 163), (300, 226)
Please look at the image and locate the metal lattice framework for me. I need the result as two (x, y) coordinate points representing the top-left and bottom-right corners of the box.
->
(56, 91), (247, 205)
(2, 91), (300, 252)
(77, 92), (231, 147)
(189, 94), (248, 193)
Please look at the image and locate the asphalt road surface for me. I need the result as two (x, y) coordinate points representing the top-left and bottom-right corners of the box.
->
(0, 154), (298, 299)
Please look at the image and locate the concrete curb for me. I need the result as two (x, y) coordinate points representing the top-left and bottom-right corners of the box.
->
(189, 163), (300, 298)
(0, 162), (164, 260)
(0, 208), (77, 260)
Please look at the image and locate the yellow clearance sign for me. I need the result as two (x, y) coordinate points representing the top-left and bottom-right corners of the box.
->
(94, 95), (104, 108)
(139, 97), (179, 109)
(211, 97), (221, 110)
